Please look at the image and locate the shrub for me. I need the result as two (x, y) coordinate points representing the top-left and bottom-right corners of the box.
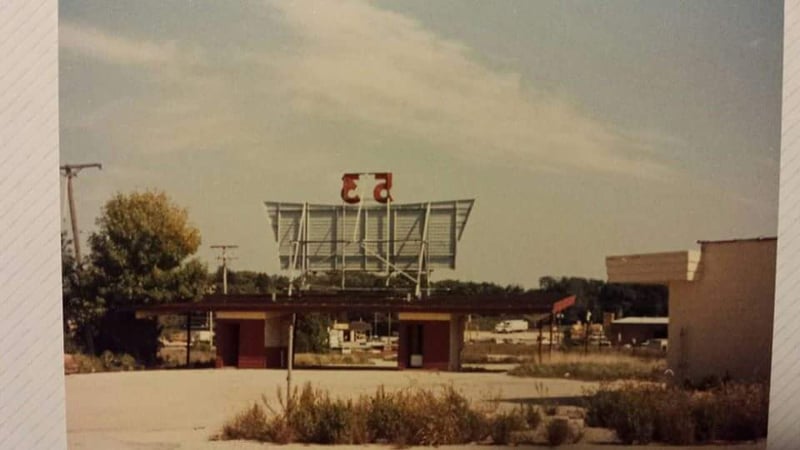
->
(610, 401), (655, 445)
(490, 410), (526, 445)
(509, 359), (663, 382)
(71, 352), (140, 373)
(653, 391), (695, 445)
(219, 383), (517, 446)
(713, 383), (769, 441)
(220, 404), (271, 441)
(546, 418), (571, 446)
(522, 404), (542, 429)
(366, 386), (406, 443)
(585, 381), (768, 445)
(690, 394), (719, 443)
(583, 386), (623, 428)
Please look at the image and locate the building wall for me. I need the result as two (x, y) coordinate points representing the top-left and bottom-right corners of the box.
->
(398, 320), (451, 370)
(264, 313), (291, 368)
(448, 315), (465, 371)
(215, 320), (238, 368)
(668, 240), (776, 383)
(214, 318), (267, 369)
(238, 320), (266, 368)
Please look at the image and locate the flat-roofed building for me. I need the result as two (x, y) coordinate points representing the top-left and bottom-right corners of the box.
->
(606, 237), (776, 384)
(137, 291), (576, 372)
(608, 316), (668, 347)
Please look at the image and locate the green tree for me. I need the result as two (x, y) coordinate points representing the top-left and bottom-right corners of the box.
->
(62, 232), (105, 354)
(539, 276), (667, 323)
(294, 313), (332, 353)
(88, 191), (208, 363)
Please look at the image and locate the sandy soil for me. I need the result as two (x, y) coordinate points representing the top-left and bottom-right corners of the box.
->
(65, 368), (765, 450)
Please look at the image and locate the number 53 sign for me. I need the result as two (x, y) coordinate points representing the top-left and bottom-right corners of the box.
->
(341, 172), (393, 204)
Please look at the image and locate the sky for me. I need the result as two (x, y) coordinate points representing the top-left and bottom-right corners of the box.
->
(59, 0), (783, 288)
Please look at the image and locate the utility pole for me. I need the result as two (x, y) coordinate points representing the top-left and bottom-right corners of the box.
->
(60, 163), (102, 263)
(211, 244), (238, 294)
(211, 245), (238, 348)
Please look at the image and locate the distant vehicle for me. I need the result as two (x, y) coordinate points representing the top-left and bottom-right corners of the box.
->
(494, 320), (529, 333)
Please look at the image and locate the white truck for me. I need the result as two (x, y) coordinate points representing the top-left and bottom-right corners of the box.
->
(494, 319), (529, 333)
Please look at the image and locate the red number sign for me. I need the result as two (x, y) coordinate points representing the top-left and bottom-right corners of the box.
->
(373, 172), (393, 203)
(340, 172), (393, 204)
(341, 173), (361, 204)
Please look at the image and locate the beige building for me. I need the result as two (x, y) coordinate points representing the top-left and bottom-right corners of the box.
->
(606, 237), (776, 384)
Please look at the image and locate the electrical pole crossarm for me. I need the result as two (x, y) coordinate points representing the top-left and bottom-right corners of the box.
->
(60, 163), (103, 174)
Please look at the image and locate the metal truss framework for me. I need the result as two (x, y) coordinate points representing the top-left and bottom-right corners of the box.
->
(264, 199), (474, 298)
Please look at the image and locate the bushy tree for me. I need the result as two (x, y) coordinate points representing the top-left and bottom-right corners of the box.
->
(89, 191), (205, 306)
(87, 191), (208, 363)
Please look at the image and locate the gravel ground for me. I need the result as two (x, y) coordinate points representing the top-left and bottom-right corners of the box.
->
(66, 368), (766, 450)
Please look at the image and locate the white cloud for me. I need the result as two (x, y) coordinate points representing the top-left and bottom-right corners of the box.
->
(266, 0), (673, 179)
(61, 2), (673, 180)
(60, 22), (178, 67)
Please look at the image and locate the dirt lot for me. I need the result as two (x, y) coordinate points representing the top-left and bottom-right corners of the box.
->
(65, 368), (766, 449)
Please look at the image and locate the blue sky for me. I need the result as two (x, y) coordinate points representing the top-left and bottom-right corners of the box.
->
(59, 0), (783, 287)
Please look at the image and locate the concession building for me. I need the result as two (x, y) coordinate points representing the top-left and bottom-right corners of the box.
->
(606, 237), (776, 384)
(137, 192), (576, 371)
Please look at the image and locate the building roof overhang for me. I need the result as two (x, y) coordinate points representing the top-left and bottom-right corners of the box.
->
(606, 250), (700, 285)
(611, 317), (669, 325)
(134, 291), (576, 317)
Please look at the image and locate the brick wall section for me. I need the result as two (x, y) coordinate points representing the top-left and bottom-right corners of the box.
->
(668, 240), (776, 384)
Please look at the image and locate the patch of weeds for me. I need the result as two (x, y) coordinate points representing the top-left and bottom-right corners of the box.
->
(584, 381), (768, 445)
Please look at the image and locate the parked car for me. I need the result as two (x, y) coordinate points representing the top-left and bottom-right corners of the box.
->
(494, 320), (529, 333)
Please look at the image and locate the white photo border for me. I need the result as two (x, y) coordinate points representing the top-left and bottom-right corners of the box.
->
(0, 1), (797, 448)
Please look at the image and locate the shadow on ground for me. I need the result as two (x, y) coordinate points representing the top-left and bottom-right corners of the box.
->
(500, 395), (589, 407)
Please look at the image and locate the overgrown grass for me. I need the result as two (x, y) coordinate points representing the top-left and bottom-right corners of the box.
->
(158, 347), (215, 368)
(294, 352), (375, 367)
(69, 351), (140, 373)
(218, 383), (558, 446)
(584, 381), (769, 445)
(508, 352), (665, 381)
(463, 342), (667, 364)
